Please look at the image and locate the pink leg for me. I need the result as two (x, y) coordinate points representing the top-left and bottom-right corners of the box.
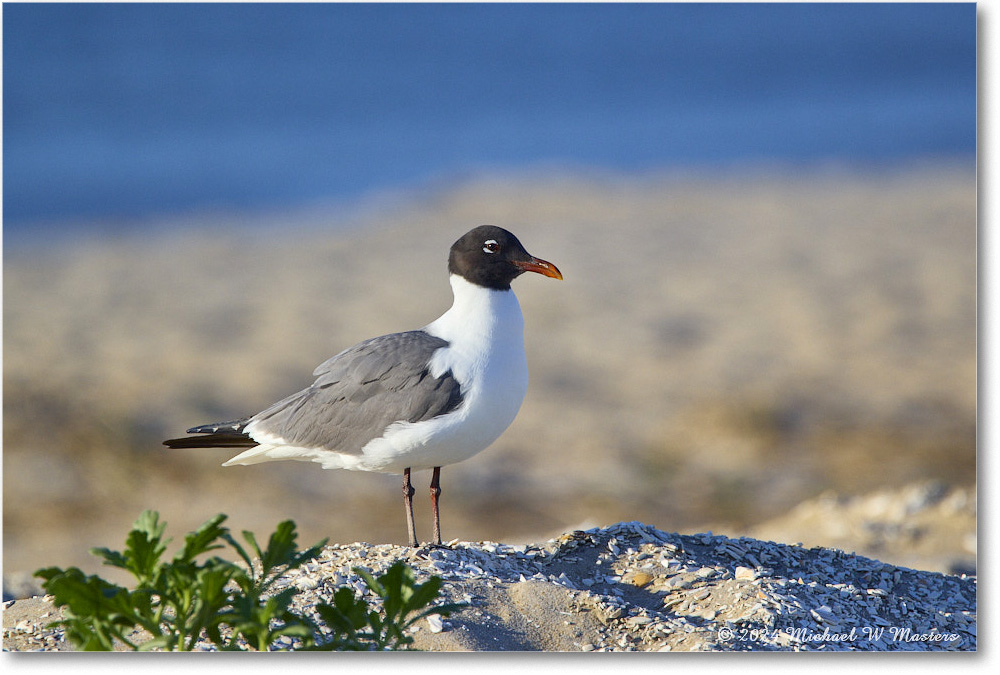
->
(430, 467), (442, 545)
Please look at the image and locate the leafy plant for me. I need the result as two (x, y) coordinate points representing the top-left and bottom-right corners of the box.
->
(312, 562), (465, 651)
(215, 518), (326, 651)
(35, 511), (461, 651)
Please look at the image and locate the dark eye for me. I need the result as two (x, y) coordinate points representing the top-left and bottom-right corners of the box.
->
(483, 239), (500, 254)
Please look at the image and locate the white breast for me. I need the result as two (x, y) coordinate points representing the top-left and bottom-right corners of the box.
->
(350, 275), (529, 473)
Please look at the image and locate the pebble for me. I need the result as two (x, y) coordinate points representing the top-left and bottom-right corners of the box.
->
(629, 572), (654, 588)
(294, 577), (319, 591)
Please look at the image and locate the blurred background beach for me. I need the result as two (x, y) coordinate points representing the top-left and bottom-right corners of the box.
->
(2, 3), (976, 593)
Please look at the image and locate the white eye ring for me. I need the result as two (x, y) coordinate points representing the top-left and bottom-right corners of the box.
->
(483, 239), (499, 254)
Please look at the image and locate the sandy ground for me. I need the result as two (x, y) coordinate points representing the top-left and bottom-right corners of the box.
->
(2, 163), (977, 594)
(2, 482), (977, 652)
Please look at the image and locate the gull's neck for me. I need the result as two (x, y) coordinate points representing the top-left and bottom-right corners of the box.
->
(425, 274), (524, 345)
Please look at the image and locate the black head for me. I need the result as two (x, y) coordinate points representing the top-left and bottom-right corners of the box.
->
(448, 226), (563, 291)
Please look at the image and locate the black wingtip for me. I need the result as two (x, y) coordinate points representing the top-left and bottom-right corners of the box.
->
(185, 419), (251, 435)
(163, 418), (256, 449)
(163, 433), (259, 450)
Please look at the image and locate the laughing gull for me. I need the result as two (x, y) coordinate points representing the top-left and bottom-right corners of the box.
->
(164, 226), (562, 546)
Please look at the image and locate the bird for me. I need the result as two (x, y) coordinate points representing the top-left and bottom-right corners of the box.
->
(164, 225), (562, 547)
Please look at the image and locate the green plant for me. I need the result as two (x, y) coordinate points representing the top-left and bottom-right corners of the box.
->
(312, 562), (464, 651)
(35, 511), (461, 651)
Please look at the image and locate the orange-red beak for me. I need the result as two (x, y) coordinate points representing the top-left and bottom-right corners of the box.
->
(514, 256), (563, 280)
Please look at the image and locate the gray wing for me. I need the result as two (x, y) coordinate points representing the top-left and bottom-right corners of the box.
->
(246, 330), (463, 453)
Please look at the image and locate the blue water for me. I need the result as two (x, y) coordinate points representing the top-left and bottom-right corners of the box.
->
(2, 3), (976, 236)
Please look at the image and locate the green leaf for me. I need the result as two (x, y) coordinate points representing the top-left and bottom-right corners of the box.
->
(249, 521), (326, 594)
(72, 626), (116, 652)
(353, 566), (385, 598)
(35, 566), (145, 651)
(185, 562), (239, 643)
(89, 547), (128, 569)
(221, 532), (254, 576)
(124, 510), (170, 580)
(85, 511), (170, 583)
(176, 514), (229, 563)
(258, 520), (299, 577)
(285, 538), (328, 572)
(270, 621), (317, 646)
(241, 529), (263, 561)
(133, 510), (167, 541)
(137, 635), (175, 652)
(315, 587), (368, 635)
(402, 575), (443, 615)
(378, 563), (408, 619)
(37, 567), (128, 619)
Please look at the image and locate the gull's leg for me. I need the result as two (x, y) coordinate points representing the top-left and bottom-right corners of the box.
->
(430, 466), (442, 546)
(403, 467), (418, 547)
